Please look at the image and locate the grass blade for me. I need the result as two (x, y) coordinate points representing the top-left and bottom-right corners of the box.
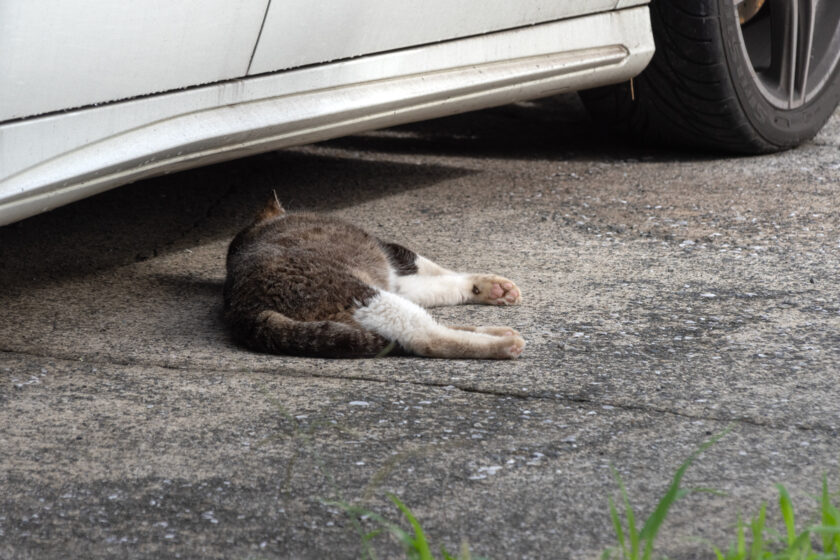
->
(612, 467), (639, 559)
(327, 499), (415, 556)
(821, 476), (840, 553)
(777, 483), (796, 547)
(821, 476), (832, 554)
(638, 428), (731, 557)
(748, 503), (766, 560)
(389, 493), (434, 560)
(736, 516), (745, 558)
(789, 530), (811, 554)
(726, 540), (738, 560)
(363, 528), (384, 543)
(459, 540), (473, 560)
(609, 496), (628, 559)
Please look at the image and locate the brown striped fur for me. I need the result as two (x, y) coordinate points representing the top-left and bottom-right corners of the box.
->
(224, 198), (399, 357)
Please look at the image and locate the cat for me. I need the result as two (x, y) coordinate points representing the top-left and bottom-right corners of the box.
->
(223, 197), (525, 359)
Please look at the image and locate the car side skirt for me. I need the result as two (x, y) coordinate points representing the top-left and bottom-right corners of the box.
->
(0, 6), (653, 225)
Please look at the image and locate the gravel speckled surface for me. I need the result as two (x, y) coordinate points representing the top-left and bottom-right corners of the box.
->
(2, 95), (839, 559)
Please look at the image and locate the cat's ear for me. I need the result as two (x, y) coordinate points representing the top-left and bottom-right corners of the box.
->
(255, 192), (286, 222)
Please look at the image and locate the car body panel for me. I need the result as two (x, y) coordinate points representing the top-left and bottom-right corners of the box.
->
(0, 4), (653, 226)
(249, 0), (617, 74)
(0, 0), (269, 120)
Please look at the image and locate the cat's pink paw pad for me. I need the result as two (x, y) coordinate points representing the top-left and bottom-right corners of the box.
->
(471, 276), (522, 306)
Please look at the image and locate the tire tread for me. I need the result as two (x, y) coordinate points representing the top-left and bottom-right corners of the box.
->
(582, 0), (777, 154)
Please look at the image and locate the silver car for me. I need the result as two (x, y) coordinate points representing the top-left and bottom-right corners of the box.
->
(1, 0), (838, 225)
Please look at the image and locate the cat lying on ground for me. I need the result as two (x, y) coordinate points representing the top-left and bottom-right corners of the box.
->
(223, 197), (525, 359)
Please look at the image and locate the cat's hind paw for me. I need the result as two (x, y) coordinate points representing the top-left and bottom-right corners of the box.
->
(469, 275), (522, 306)
(446, 325), (525, 358)
(496, 334), (526, 359)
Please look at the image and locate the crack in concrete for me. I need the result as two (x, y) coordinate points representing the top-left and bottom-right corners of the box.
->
(2, 347), (836, 436)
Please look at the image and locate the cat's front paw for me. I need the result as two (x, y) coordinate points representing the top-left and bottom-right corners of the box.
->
(469, 275), (522, 306)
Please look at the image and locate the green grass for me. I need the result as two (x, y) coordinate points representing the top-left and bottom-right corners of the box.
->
(712, 477), (840, 560)
(600, 428), (840, 560)
(602, 428), (729, 560)
(261, 392), (839, 559)
(261, 392), (477, 559)
(333, 427), (839, 560)
(329, 494), (482, 560)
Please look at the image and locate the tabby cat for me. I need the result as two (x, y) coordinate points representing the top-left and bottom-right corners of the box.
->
(223, 198), (525, 359)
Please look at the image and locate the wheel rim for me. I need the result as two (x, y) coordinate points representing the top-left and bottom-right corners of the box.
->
(735, 0), (840, 109)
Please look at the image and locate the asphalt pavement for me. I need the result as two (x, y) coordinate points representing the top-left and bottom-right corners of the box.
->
(1, 95), (839, 559)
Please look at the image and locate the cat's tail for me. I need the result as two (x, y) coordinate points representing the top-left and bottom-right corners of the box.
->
(231, 309), (396, 358)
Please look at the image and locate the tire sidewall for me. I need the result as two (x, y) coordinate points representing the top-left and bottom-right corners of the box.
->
(717, 0), (840, 148)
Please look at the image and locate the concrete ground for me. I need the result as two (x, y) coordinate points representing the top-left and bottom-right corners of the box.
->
(1, 95), (839, 559)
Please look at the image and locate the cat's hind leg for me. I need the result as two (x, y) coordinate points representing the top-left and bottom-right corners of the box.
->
(353, 290), (525, 359)
(380, 241), (521, 307)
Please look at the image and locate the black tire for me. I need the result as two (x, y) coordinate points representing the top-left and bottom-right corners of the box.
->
(581, 0), (840, 154)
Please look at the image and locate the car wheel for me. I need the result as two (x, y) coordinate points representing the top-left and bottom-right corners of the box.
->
(581, 0), (840, 154)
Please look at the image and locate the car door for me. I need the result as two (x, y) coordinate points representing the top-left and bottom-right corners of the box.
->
(0, 0), (269, 121)
(248, 0), (619, 75)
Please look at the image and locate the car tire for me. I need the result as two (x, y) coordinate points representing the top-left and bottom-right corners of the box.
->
(581, 0), (840, 154)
